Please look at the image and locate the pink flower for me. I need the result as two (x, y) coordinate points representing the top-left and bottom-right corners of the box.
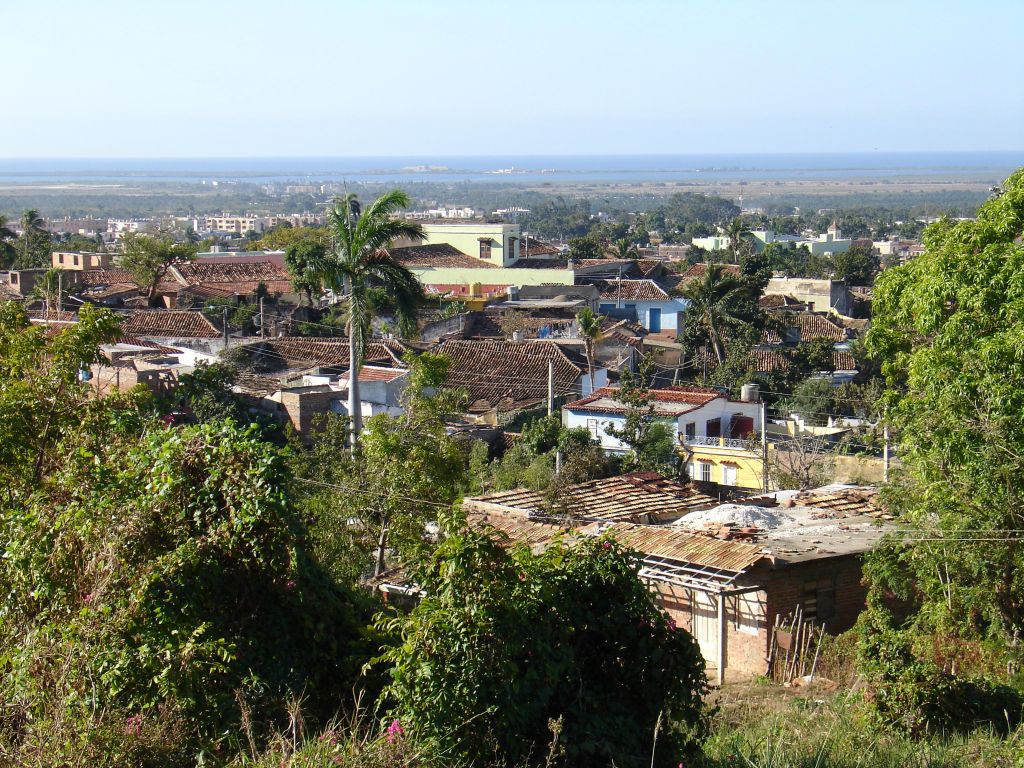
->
(284, 579), (297, 592)
(124, 713), (143, 736)
(601, 541), (611, 550)
(386, 718), (404, 743)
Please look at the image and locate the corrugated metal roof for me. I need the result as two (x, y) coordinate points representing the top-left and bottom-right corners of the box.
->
(464, 472), (719, 524)
(605, 522), (767, 572)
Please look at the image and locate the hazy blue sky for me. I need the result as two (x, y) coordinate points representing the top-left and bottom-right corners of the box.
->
(1, 0), (1021, 157)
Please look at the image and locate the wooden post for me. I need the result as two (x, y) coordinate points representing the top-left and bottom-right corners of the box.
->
(259, 297), (265, 339)
(222, 307), (229, 349)
(717, 592), (726, 686)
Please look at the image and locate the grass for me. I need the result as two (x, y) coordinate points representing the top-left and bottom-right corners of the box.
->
(696, 680), (1024, 768)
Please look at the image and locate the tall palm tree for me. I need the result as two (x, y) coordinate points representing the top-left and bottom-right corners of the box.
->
(313, 190), (425, 452)
(0, 215), (16, 268)
(18, 209), (48, 269)
(681, 263), (747, 364)
(575, 307), (604, 392)
(610, 237), (638, 260)
(726, 217), (749, 260)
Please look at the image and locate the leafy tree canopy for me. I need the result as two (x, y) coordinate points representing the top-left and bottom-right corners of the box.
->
(866, 169), (1024, 647)
(377, 529), (709, 767)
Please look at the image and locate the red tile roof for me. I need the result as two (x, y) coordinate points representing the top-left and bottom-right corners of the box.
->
(434, 339), (585, 412)
(677, 262), (741, 282)
(120, 310), (221, 339)
(565, 385), (723, 416)
(748, 347), (857, 373)
(77, 268), (139, 287)
(598, 279), (671, 301)
(340, 365), (407, 383)
(240, 337), (413, 368)
(172, 261), (290, 284)
(391, 243), (496, 269)
(794, 313), (848, 342)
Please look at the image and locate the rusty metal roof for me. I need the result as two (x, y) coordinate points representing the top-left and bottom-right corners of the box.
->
(604, 522), (767, 573)
(464, 472), (719, 524)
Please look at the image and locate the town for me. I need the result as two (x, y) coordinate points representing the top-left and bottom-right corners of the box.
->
(2, 0), (1023, 766)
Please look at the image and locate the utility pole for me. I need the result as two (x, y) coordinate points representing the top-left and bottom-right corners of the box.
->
(883, 425), (890, 482)
(761, 400), (769, 492)
(222, 307), (229, 349)
(57, 271), (62, 314)
(547, 360), (554, 416)
(259, 297), (265, 339)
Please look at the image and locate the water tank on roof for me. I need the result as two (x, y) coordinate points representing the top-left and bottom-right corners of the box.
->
(740, 383), (760, 403)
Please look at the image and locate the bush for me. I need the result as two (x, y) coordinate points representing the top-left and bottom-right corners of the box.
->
(857, 606), (1023, 736)
(0, 420), (372, 760)
(376, 529), (709, 767)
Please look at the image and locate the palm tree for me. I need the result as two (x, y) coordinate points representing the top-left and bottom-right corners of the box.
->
(726, 217), (749, 260)
(575, 307), (604, 392)
(610, 238), (638, 260)
(18, 209), (48, 269)
(0, 215), (16, 268)
(313, 190), (425, 452)
(681, 263), (747, 364)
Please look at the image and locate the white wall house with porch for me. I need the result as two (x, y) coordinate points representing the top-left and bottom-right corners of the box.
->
(563, 385), (762, 454)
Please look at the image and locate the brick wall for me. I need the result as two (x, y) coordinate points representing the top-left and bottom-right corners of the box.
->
(279, 389), (337, 443)
(642, 555), (871, 681)
(763, 554), (868, 634)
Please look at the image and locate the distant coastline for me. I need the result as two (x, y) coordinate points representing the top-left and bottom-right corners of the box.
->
(0, 151), (1020, 185)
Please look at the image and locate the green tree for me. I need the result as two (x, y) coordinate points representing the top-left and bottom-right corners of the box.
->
(15, 208), (51, 269)
(830, 243), (880, 285)
(575, 306), (604, 391)
(310, 190), (424, 452)
(284, 238), (326, 305)
(567, 233), (603, 260)
(604, 360), (677, 475)
(865, 169), (1024, 649)
(0, 302), (122, 497)
(0, 214), (19, 267)
(378, 529), (709, 767)
(680, 263), (749, 363)
(610, 237), (638, 260)
(118, 233), (198, 305)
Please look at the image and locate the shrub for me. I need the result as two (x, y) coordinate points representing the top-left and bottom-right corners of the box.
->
(0, 420), (372, 759)
(376, 529), (709, 767)
(857, 605), (1023, 736)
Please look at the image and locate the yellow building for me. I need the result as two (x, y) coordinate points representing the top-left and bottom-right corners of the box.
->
(412, 222), (523, 267)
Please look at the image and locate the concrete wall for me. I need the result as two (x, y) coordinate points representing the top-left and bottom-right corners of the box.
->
(765, 277), (853, 316)
(412, 265), (575, 293)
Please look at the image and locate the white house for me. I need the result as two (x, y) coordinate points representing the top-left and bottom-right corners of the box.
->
(562, 385), (763, 454)
(300, 365), (410, 421)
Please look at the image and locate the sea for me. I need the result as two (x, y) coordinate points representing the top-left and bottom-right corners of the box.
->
(0, 152), (1020, 185)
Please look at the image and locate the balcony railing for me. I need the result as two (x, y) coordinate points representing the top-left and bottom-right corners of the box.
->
(683, 435), (753, 450)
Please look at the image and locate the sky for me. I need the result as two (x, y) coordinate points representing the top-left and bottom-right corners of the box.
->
(1, 0), (1022, 158)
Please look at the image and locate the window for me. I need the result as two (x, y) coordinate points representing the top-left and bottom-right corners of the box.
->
(479, 239), (492, 260)
(803, 575), (836, 622)
(586, 418), (602, 439)
(58, 253), (65, 264)
(697, 461), (712, 483)
(684, 421), (696, 440)
(73, 254), (79, 266)
(721, 463), (737, 486)
(706, 418), (721, 438)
